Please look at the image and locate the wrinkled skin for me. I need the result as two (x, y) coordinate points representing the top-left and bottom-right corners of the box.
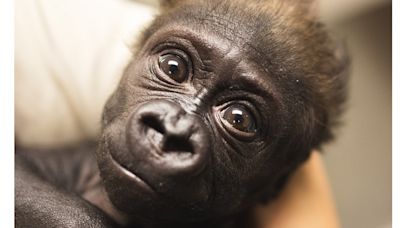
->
(15, 0), (348, 227)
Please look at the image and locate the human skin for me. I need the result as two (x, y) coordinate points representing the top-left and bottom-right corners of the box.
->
(255, 151), (340, 228)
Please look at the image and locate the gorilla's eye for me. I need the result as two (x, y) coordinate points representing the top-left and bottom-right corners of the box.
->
(221, 104), (257, 137)
(158, 54), (188, 83)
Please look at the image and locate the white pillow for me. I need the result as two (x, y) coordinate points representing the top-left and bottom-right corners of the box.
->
(15, 0), (156, 147)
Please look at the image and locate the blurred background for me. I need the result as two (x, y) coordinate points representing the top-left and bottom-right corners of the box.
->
(15, 0), (392, 227)
(320, 1), (392, 228)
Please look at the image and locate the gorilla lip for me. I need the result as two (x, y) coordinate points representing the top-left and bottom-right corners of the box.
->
(109, 154), (155, 193)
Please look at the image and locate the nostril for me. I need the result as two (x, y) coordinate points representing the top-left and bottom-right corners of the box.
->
(162, 136), (194, 154)
(141, 115), (165, 134)
(140, 115), (166, 148)
(140, 112), (194, 155)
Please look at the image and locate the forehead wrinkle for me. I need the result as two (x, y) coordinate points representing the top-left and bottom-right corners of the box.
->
(144, 7), (274, 76)
(188, 16), (273, 76)
(142, 12), (283, 103)
(151, 22), (280, 101)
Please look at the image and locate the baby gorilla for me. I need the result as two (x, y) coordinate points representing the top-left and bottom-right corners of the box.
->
(15, 0), (348, 227)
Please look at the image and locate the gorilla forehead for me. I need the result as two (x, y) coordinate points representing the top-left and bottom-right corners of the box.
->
(140, 0), (330, 77)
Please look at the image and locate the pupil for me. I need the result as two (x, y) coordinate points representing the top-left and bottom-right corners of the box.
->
(232, 109), (244, 124)
(158, 54), (187, 83)
(168, 60), (179, 75)
(222, 105), (256, 133)
(221, 104), (257, 137)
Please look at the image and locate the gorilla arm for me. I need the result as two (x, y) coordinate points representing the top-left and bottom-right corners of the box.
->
(15, 155), (117, 228)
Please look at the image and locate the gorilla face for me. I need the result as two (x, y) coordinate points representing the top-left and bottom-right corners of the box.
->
(96, 0), (347, 224)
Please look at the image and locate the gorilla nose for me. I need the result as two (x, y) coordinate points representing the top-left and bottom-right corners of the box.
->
(126, 100), (210, 177)
(141, 108), (194, 155)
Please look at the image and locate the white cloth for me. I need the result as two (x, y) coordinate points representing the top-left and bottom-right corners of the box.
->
(15, 0), (156, 147)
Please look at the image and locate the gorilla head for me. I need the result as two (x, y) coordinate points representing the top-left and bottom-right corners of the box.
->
(96, 0), (348, 225)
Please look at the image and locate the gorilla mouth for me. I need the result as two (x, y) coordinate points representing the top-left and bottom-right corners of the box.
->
(109, 155), (155, 193)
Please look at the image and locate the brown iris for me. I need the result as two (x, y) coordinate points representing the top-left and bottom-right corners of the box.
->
(158, 54), (188, 83)
(222, 105), (256, 133)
